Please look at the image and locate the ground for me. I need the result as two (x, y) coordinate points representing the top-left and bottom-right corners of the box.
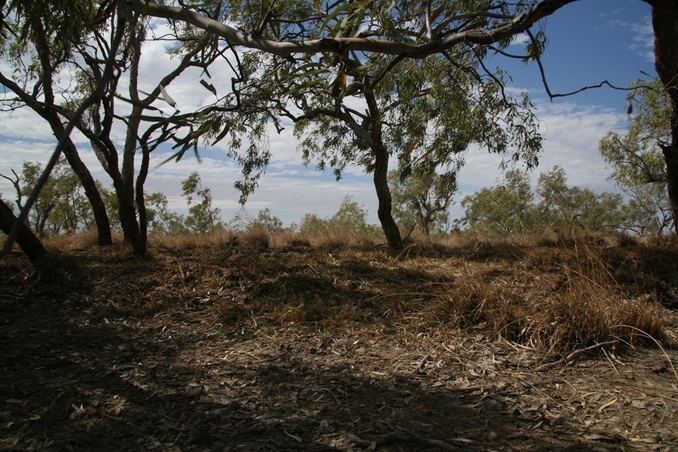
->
(1, 234), (677, 451)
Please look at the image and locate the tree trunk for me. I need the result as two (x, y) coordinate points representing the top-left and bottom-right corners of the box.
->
(647, 0), (678, 233)
(373, 142), (403, 249)
(60, 136), (113, 246)
(365, 89), (403, 250)
(46, 115), (113, 246)
(0, 200), (47, 262)
(119, 20), (146, 257)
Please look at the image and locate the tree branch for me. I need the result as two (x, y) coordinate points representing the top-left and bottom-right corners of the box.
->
(128, 0), (577, 59)
(0, 0), (128, 259)
(526, 28), (640, 99)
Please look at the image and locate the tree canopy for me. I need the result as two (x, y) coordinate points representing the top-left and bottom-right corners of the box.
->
(3, 0), (678, 260)
(599, 79), (674, 234)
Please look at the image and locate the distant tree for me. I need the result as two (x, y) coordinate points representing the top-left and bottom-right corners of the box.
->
(618, 196), (669, 235)
(460, 170), (536, 236)
(598, 79), (674, 235)
(536, 166), (623, 234)
(144, 192), (187, 235)
(298, 213), (327, 236)
(2, 159), (95, 237)
(328, 196), (370, 235)
(181, 172), (222, 234)
(389, 164), (457, 237)
(252, 208), (283, 234)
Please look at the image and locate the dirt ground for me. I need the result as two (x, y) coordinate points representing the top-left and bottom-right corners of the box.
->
(1, 237), (678, 451)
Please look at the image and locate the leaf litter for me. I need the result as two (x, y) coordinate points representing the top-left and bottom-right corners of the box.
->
(0, 235), (677, 451)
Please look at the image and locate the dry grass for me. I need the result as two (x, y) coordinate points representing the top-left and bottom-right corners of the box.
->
(26, 229), (677, 358)
(427, 236), (669, 355)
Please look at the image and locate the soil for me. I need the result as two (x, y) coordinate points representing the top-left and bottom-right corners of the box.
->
(1, 238), (678, 451)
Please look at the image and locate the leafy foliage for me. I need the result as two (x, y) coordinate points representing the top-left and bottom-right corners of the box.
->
(298, 196), (375, 237)
(145, 192), (188, 236)
(389, 164), (457, 236)
(459, 166), (629, 236)
(328, 195), (370, 235)
(537, 166), (622, 234)
(460, 169), (537, 236)
(139, 0), (551, 249)
(598, 79), (674, 234)
(4, 159), (93, 237)
(181, 172), (223, 234)
(252, 208), (284, 233)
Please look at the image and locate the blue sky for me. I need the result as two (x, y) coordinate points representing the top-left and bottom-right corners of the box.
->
(0, 0), (657, 228)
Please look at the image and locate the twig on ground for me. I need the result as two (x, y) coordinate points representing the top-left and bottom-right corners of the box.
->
(535, 340), (619, 371)
(413, 354), (432, 373)
(348, 430), (470, 451)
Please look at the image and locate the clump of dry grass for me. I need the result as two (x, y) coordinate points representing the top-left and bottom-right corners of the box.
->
(429, 237), (666, 355)
(528, 241), (664, 352)
(45, 229), (106, 251)
(238, 225), (270, 250)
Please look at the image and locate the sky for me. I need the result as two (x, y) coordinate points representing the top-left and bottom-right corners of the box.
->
(0, 0), (658, 228)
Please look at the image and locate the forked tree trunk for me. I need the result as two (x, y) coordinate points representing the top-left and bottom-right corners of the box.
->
(61, 142), (113, 246)
(647, 0), (678, 233)
(47, 116), (113, 246)
(0, 200), (47, 262)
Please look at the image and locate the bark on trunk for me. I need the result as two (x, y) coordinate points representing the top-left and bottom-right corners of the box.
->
(0, 200), (47, 262)
(365, 90), (403, 250)
(373, 142), (403, 249)
(119, 20), (146, 257)
(48, 116), (112, 245)
(647, 0), (678, 233)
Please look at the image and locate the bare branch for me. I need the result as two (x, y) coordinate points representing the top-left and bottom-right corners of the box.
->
(128, 0), (577, 59)
(526, 29), (640, 100)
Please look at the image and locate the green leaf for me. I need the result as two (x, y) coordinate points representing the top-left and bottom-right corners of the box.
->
(200, 79), (217, 96)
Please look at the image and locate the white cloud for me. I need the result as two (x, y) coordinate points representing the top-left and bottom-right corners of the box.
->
(0, 16), (637, 230)
(509, 33), (530, 47)
(629, 16), (655, 62)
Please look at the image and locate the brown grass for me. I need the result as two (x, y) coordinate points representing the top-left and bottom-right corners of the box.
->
(21, 229), (677, 359)
(423, 235), (670, 354)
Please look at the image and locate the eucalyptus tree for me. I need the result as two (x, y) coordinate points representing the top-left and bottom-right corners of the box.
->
(643, 0), (678, 235)
(460, 169), (537, 236)
(14, 159), (91, 237)
(0, 0), (245, 256)
(125, 0), (678, 242)
(598, 79), (674, 235)
(181, 171), (223, 234)
(127, 0), (555, 249)
(0, 0), (113, 246)
(536, 166), (623, 234)
(389, 163), (458, 237)
(60, 8), (238, 255)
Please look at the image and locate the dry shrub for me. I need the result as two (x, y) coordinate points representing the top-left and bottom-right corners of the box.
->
(269, 229), (310, 249)
(431, 238), (666, 354)
(529, 242), (665, 352)
(301, 229), (379, 250)
(239, 225), (270, 250)
(149, 230), (236, 251)
(431, 276), (532, 343)
(45, 229), (104, 251)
